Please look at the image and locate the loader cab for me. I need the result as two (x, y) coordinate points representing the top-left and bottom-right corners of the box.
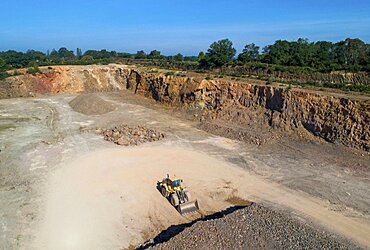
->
(171, 179), (182, 188)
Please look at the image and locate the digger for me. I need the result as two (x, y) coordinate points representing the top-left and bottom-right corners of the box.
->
(158, 174), (199, 215)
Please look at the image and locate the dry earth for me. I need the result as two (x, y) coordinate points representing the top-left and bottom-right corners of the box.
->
(0, 90), (369, 249)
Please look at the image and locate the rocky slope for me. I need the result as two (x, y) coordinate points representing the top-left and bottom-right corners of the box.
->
(1, 64), (369, 151)
(141, 204), (359, 250)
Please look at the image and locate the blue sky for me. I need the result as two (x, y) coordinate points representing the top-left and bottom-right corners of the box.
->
(1, 0), (369, 55)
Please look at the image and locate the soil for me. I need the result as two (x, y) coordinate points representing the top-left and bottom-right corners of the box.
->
(0, 91), (369, 249)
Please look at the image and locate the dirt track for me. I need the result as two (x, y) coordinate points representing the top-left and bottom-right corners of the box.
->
(0, 91), (369, 249)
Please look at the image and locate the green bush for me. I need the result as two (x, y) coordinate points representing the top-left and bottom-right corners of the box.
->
(165, 71), (175, 76)
(27, 66), (41, 75)
(0, 71), (9, 80)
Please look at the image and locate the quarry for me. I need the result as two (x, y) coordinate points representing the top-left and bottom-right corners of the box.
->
(0, 64), (369, 249)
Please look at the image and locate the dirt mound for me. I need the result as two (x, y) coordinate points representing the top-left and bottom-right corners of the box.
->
(102, 125), (165, 146)
(69, 94), (115, 115)
(145, 204), (358, 250)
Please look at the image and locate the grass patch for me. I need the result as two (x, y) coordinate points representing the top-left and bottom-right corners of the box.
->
(266, 78), (273, 85)
(27, 66), (41, 75)
(0, 124), (16, 132)
(205, 75), (213, 80)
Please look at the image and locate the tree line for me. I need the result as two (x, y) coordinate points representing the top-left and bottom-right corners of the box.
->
(0, 48), (196, 70)
(1, 37), (369, 80)
(199, 38), (370, 73)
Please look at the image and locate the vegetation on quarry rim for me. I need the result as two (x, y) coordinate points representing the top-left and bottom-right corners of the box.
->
(1, 37), (370, 93)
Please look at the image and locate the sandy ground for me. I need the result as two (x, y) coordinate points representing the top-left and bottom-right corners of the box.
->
(36, 146), (370, 249)
(0, 91), (369, 249)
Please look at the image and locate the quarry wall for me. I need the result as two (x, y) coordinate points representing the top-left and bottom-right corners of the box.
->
(1, 65), (369, 151)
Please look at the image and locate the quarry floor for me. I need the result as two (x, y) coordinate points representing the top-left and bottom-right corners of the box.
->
(0, 91), (369, 249)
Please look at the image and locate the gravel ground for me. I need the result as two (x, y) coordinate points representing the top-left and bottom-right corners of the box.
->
(142, 204), (361, 250)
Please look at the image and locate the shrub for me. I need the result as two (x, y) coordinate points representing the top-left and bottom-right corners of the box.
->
(0, 71), (9, 80)
(165, 71), (175, 76)
(27, 66), (41, 75)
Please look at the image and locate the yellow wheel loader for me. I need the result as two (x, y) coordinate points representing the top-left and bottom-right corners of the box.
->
(158, 174), (199, 215)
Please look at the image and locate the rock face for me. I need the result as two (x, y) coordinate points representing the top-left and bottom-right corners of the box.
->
(0, 65), (369, 151)
(124, 69), (370, 152)
(0, 65), (126, 98)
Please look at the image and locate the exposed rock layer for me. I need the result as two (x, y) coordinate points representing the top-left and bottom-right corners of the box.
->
(124, 68), (370, 151)
(0, 65), (369, 151)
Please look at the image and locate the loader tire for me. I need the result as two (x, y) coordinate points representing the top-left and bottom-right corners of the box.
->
(170, 194), (180, 207)
(161, 186), (168, 198)
(184, 190), (191, 202)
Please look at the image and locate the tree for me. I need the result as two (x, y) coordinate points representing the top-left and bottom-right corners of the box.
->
(197, 51), (205, 62)
(184, 56), (197, 61)
(205, 39), (236, 67)
(289, 38), (311, 67)
(148, 50), (161, 59)
(261, 40), (291, 65)
(312, 41), (334, 71)
(173, 53), (183, 61)
(83, 49), (111, 59)
(26, 50), (46, 63)
(237, 43), (260, 63)
(81, 55), (94, 64)
(343, 38), (367, 66)
(117, 52), (132, 59)
(0, 58), (7, 71)
(58, 48), (75, 60)
(135, 50), (146, 59)
(0, 50), (30, 68)
(49, 49), (59, 62)
(0, 58), (8, 79)
(76, 48), (83, 59)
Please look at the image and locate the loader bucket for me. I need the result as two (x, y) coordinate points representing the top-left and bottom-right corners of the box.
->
(178, 200), (199, 215)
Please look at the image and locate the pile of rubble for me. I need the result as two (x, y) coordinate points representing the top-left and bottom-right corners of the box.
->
(102, 125), (165, 146)
(145, 204), (357, 249)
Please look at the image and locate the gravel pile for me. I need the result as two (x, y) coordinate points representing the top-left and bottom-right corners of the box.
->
(102, 125), (165, 146)
(144, 204), (359, 250)
(69, 94), (115, 115)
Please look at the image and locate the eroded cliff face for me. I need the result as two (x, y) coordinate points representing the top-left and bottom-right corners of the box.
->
(123, 68), (370, 151)
(1, 65), (369, 151)
(0, 65), (126, 98)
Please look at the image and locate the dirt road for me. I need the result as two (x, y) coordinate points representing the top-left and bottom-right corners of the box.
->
(0, 91), (369, 249)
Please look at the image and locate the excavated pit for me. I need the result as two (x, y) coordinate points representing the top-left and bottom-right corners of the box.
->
(0, 65), (369, 249)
